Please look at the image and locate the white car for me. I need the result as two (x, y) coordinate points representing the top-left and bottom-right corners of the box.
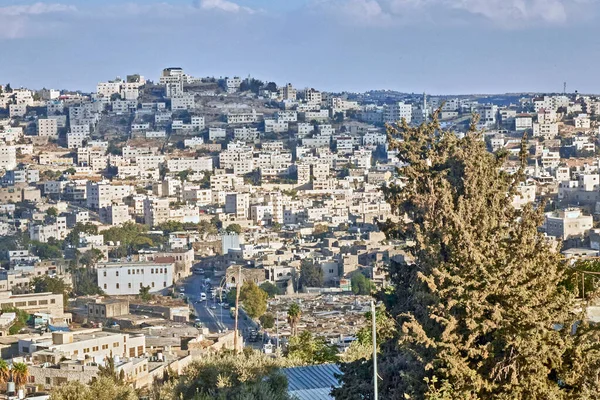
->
(200, 293), (207, 301)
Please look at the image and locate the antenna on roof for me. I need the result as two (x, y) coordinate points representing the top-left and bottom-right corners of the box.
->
(563, 82), (567, 95)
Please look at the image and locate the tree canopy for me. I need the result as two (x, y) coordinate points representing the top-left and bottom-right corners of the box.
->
(240, 281), (268, 320)
(225, 223), (242, 235)
(259, 281), (281, 298)
(156, 350), (296, 400)
(299, 259), (324, 289)
(350, 273), (374, 295)
(285, 331), (339, 364)
(50, 377), (136, 400)
(335, 115), (600, 399)
(31, 275), (71, 303)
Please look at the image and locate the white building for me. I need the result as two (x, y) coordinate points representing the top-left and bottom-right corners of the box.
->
(38, 118), (59, 138)
(166, 157), (213, 172)
(67, 132), (88, 149)
(97, 262), (174, 295)
(86, 181), (133, 210)
(171, 93), (195, 110)
(383, 102), (412, 124)
(209, 127), (227, 141)
(225, 193), (250, 219)
(0, 146), (17, 171)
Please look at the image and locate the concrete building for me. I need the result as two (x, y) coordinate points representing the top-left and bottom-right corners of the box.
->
(96, 262), (174, 295)
(0, 146), (17, 171)
(225, 193), (250, 219)
(0, 292), (64, 316)
(20, 329), (146, 364)
(545, 208), (593, 240)
(143, 197), (170, 226)
(103, 204), (132, 226)
(38, 118), (59, 138)
(86, 181), (133, 210)
(87, 299), (129, 319)
(383, 102), (412, 124)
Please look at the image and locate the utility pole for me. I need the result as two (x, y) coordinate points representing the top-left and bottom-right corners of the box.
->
(233, 266), (242, 352)
(372, 300), (378, 400)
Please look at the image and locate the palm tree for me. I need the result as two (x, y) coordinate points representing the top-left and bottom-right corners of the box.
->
(11, 362), (28, 389)
(287, 303), (301, 336)
(0, 359), (9, 386)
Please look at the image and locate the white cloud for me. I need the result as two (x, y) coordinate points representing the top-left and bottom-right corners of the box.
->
(0, 3), (76, 39)
(196, 0), (254, 13)
(320, 0), (583, 27)
(0, 3), (75, 17)
(450, 0), (568, 25)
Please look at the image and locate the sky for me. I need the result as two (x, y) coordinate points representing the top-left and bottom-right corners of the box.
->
(0, 0), (599, 95)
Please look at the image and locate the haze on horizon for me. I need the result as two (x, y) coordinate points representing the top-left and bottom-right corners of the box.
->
(0, 0), (598, 95)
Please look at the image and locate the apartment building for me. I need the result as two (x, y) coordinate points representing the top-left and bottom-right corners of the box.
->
(21, 330), (146, 364)
(0, 291), (64, 316)
(29, 217), (68, 242)
(67, 132), (88, 148)
(383, 102), (412, 124)
(143, 197), (170, 226)
(545, 208), (593, 240)
(166, 157), (212, 172)
(225, 193), (250, 219)
(279, 83), (297, 100)
(210, 174), (243, 191)
(0, 146), (17, 171)
(304, 88), (322, 107)
(234, 126), (259, 141)
(171, 93), (195, 110)
(227, 110), (259, 124)
(38, 118), (59, 138)
(103, 204), (132, 226)
(96, 262), (174, 295)
(86, 181), (133, 210)
(209, 127), (227, 141)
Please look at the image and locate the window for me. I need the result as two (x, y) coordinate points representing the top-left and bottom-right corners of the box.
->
(128, 283), (131, 289)
(102, 344), (108, 350)
(152, 282), (155, 288)
(164, 282), (167, 287)
(113, 342), (119, 348)
(51, 299), (56, 304)
(28, 301), (37, 306)
(46, 378), (51, 385)
(92, 346), (98, 352)
(129, 348), (135, 357)
(116, 283), (119, 289)
(28, 376), (35, 383)
(151, 268), (154, 274)
(140, 283), (143, 288)
(15, 302), (26, 307)
(84, 348), (89, 353)
(128, 269), (131, 275)
(116, 271), (119, 277)
(39, 300), (48, 305)
(73, 350), (78, 355)
(103, 284), (107, 289)
(103, 271), (107, 277)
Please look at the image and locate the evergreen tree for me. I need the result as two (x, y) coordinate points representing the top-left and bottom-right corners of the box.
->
(334, 115), (600, 399)
(299, 259), (324, 288)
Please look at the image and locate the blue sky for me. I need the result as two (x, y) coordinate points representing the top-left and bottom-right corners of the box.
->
(0, 0), (598, 95)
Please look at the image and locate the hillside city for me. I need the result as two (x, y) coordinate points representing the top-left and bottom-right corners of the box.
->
(0, 68), (599, 398)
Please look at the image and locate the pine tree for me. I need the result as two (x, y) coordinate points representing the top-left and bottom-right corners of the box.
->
(334, 115), (600, 399)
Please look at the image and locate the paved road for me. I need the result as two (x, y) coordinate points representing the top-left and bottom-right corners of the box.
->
(181, 274), (254, 335)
